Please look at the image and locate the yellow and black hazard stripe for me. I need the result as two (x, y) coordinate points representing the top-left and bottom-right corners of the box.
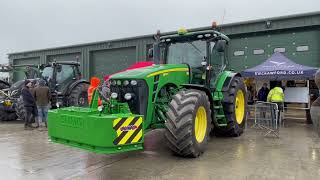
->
(113, 116), (143, 145)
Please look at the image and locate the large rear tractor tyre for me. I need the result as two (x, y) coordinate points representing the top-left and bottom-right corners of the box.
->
(16, 96), (26, 121)
(68, 83), (89, 107)
(164, 89), (212, 157)
(7, 112), (18, 121)
(220, 76), (247, 137)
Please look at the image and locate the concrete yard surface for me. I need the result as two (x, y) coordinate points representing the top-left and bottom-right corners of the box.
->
(0, 120), (319, 180)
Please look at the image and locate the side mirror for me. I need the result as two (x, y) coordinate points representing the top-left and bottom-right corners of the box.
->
(215, 40), (227, 52)
(147, 48), (153, 59)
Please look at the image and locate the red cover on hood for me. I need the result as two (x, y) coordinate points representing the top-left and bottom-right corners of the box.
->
(104, 61), (154, 81)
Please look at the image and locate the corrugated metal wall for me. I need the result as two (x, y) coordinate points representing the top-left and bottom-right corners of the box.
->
(8, 12), (320, 83)
(227, 27), (320, 72)
(8, 37), (154, 82)
(47, 52), (81, 62)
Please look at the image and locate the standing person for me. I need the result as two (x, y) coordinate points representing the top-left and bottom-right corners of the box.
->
(247, 86), (254, 105)
(258, 83), (270, 102)
(29, 80), (38, 124)
(267, 82), (285, 121)
(88, 77), (102, 106)
(21, 80), (37, 130)
(267, 82), (285, 104)
(34, 79), (51, 128)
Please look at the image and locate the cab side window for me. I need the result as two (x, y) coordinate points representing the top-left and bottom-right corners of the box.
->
(56, 65), (75, 84)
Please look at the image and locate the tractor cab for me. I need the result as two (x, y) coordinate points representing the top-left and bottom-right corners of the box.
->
(38, 61), (89, 108)
(40, 61), (82, 94)
(153, 28), (229, 89)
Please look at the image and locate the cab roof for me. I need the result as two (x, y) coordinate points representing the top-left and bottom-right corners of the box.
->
(159, 30), (230, 44)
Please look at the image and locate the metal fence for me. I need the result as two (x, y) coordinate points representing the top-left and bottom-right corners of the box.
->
(252, 101), (283, 137)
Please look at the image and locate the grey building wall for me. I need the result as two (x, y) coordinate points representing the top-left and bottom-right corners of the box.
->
(8, 36), (154, 81)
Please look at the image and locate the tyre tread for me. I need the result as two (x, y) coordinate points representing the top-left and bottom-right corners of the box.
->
(164, 89), (211, 157)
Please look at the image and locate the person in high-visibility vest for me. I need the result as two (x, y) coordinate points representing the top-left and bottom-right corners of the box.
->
(267, 82), (284, 121)
(88, 77), (102, 106)
(267, 83), (284, 103)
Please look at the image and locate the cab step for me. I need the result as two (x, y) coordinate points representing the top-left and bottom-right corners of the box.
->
(215, 114), (225, 119)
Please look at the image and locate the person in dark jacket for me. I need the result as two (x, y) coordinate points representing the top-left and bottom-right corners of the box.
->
(21, 80), (38, 130)
(34, 79), (51, 128)
(258, 83), (270, 102)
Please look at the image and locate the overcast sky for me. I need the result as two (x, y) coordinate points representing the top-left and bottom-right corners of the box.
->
(0, 0), (319, 63)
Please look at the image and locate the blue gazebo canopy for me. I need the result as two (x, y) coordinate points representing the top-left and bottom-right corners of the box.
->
(241, 52), (318, 80)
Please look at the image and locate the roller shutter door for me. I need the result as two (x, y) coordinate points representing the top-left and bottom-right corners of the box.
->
(47, 52), (81, 62)
(90, 47), (136, 79)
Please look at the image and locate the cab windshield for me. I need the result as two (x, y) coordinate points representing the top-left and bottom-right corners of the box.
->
(40, 67), (53, 79)
(166, 40), (206, 67)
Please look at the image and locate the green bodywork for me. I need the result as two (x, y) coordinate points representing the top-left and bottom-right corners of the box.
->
(110, 64), (190, 129)
(49, 107), (144, 154)
(48, 28), (239, 154)
(212, 70), (235, 126)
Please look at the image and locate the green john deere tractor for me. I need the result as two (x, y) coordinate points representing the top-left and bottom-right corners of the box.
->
(48, 27), (247, 157)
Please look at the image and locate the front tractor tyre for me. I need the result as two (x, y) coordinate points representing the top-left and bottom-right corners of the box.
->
(221, 76), (247, 137)
(164, 89), (212, 157)
(0, 110), (18, 121)
(68, 83), (89, 107)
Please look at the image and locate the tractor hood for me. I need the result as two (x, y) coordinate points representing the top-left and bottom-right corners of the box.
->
(110, 64), (189, 80)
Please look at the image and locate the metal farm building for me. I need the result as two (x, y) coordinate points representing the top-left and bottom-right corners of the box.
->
(8, 12), (320, 82)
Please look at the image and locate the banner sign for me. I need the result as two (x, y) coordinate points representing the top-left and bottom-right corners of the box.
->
(255, 70), (304, 76)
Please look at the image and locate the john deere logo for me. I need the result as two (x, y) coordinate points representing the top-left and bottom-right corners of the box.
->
(120, 125), (138, 132)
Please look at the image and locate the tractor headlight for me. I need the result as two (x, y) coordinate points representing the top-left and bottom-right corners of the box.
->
(111, 92), (118, 99)
(124, 93), (133, 100)
(111, 80), (117, 86)
(123, 80), (129, 86)
(117, 80), (122, 86)
(130, 80), (137, 86)
(98, 105), (104, 112)
(197, 34), (204, 39)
